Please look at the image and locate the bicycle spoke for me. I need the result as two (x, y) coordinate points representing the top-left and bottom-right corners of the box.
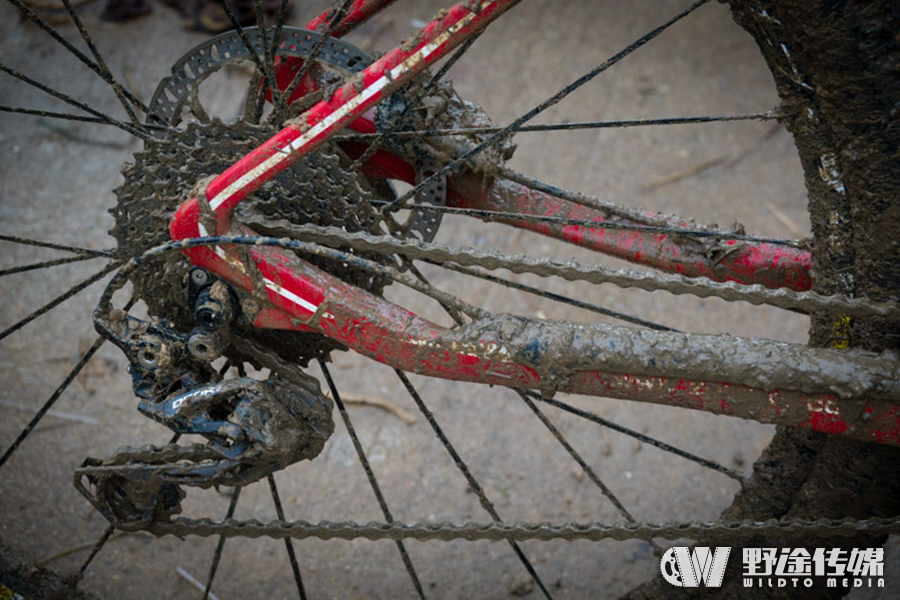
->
(59, 0), (140, 123)
(0, 63), (150, 140)
(369, 201), (805, 247)
(395, 369), (554, 600)
(188, 91), (212, 124)
(0, 105), (112, 125)
(0, 335), (105, 469)
(340, 110), (780, 141)
(218, 0), (278, 124)
(516, 390), (636, 519)
(5, 0), (153, 118)
(0, 295), (135, 469)
(0, 254), (108, 278)
(242, 70), (266, 124)
(391, 257), (650, 536)
(203, 486), (241, 600)
(253, 0), (281, 111)
(264, 0), (292, 121)
(502, 169), (673, 228)
(37, 532), (132, 567)
(523, 391), (743, 481)
(0, 234), (111, 257)
(518, 390), (662, 561)
(404, 258), (467, 324)
(433, 261), (678, 331)
(72, 524), (115, 584)
(382, 0), (712, 214)
(268, 0), (291, 60)
(277, 0), (356, 120)
(267, 474), (307, 600)
(318, 360), (427, 600)
(0, 106), (167, 131)
(0, 261), (119, 343)
(426, 32), (481, 90)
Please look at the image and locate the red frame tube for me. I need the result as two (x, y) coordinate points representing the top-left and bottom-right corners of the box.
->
(340, 141), (813, 291)
(448, 172), (813, 290)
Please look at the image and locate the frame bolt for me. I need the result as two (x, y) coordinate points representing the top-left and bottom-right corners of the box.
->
(190, 268), (210, 286)
(242, 298), (261, 317)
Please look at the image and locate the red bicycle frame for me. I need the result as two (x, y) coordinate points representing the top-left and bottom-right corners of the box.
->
(169, 0), (898, 444)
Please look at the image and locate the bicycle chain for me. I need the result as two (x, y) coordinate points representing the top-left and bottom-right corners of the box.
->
(247, 221), (900, 322)
(140, 514), (900, 543)
(83, 441), (900, 541)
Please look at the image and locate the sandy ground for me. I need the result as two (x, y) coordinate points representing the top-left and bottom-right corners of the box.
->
(1, 0), (879, 598)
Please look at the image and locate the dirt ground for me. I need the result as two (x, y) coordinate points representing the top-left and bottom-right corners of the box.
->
(1, 1), (891, 598)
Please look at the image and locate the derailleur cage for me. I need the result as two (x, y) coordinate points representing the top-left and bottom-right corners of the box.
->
(81, 267), (334, 527)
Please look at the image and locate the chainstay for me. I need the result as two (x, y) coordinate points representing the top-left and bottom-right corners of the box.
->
(236, 222), (900, 321)
(142, 515), (900, 542)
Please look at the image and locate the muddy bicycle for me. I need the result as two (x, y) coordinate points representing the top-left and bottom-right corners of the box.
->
(2, 0), (899, 597)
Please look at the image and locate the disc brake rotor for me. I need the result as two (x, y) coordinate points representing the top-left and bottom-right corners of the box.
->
(148, 27), (371, 125)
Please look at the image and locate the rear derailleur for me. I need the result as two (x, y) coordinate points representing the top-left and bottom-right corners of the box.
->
(75, 268), (334, 530)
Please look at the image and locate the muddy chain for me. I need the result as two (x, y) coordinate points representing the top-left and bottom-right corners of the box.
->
(140, 514), (900, 543)
(86, 446), (900, 540)
(80, 433), (900, 542)
(223, 223), (900, 322)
